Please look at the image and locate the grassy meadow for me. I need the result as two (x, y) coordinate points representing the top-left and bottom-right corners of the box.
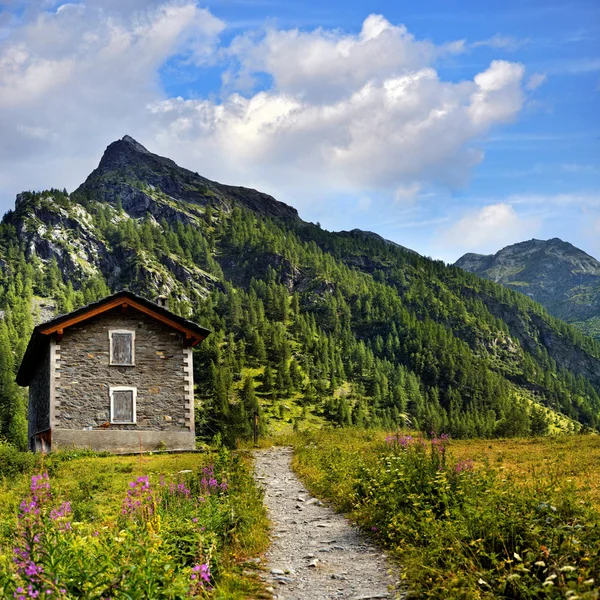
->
(1, 432), (599, 599)
(0, 444), (270, 599)
(284, 430), (600, 599)
(450, 436), (600, 508)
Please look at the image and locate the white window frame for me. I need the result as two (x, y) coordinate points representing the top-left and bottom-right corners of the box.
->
(109, 329), (136, 366)
(110, 386), (137, 424)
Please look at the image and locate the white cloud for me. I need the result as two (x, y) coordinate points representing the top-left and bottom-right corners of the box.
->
(224, 14), (466, 103)
(526, 73), (547, 90)
(468, 60), (525, 126)
(439, 203), (540, 253)
(0, 7), (529, 219)
(147, 55), (526, 198)
(472, 34), (527, 52)
(394, 183), (421, 205)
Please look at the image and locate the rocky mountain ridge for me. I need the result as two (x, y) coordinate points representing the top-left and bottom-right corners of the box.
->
(74, 135), (300, 222)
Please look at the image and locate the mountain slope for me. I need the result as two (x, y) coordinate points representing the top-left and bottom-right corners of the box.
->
(456, 239), (600, 338)
(1, 136), (600, 448)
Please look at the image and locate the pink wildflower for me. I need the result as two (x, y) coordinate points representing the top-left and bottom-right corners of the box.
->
(455, 459), (474, 473)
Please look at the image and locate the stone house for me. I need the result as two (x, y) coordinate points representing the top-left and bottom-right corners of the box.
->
(16, 291), (209, 453)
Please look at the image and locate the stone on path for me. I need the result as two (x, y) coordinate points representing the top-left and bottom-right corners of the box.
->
(253, 447), (403, 600)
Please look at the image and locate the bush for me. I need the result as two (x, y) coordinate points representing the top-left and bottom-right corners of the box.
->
(0, 440), (36, 480)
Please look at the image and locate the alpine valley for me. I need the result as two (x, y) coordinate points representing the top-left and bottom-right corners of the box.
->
(1, 136), (600, 448)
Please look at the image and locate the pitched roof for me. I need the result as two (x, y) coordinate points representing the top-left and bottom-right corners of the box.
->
(16, 290), (210, 386)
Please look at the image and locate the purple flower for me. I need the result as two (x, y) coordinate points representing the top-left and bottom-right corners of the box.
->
(24, 562), (43, 577)
(122, 476), (155, 519)
(177, 483), (191, 496)
(190, 563), (211, 587)
(386, 433), (414, 448)
(455, 459), (474, 473)
(50, 501), (72, 522)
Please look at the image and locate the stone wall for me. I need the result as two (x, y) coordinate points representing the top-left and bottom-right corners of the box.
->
(28, 344), (50, 441)
(55, 309), (192, 434)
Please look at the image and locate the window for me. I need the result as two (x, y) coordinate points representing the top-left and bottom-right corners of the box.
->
(110, 387), (137, 424)
(109, 330), (135, 366)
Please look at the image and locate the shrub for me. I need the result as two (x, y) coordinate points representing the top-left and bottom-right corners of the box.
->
(0, 440), (36, 480)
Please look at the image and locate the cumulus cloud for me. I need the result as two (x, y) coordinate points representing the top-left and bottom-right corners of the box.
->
(147, 53), (526, 197)
(0, 6), (529, 218)
(224, 14), (466, 103)
(439, 203), (540, 254)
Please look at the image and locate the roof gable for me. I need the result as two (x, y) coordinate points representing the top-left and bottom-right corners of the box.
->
(17, 291), (210, 386)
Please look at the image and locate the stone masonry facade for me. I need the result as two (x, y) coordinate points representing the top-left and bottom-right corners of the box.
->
(54, 310), (193, 435)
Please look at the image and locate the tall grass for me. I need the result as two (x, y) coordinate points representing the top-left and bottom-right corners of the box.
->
(290, 430), (600, 599)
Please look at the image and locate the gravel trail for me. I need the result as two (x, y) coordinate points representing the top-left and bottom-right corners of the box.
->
(253, 447), (401, 600)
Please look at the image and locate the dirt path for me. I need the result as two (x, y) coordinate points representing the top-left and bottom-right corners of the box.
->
(253, 447), (401, 600)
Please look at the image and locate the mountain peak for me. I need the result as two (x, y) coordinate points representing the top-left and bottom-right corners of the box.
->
(74, 135), (301, 222)
(120, 135), (150, 154)
(455, 238), (600, 326)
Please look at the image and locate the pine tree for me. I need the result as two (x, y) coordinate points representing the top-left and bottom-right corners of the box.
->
(262, 365), (274, 395)
(0, 321), (26, 448)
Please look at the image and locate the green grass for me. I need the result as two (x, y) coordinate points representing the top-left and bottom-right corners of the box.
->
(283, 429), (600, 599)
(0, 446), (271, 599)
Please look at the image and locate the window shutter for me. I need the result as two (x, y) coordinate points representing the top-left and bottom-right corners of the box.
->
(112, 332), (133, 365)
(113, 390), (134, 423)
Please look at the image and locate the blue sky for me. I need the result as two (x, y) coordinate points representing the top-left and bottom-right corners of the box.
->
(0, 0), (598, 262)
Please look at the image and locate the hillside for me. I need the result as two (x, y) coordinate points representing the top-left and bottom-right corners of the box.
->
(1, 135), (600, 449)
(456, 238), (600, 339)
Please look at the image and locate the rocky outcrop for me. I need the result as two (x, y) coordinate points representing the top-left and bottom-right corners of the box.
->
(8, 199), (112, 278)
(219, 248), (302, 291)
(6, 190), (216, 301)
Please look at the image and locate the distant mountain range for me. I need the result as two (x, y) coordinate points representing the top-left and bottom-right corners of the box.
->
(456, 238), (600, 339)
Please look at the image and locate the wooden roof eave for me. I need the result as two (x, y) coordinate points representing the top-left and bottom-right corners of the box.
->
(39, 297), (206, 346)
